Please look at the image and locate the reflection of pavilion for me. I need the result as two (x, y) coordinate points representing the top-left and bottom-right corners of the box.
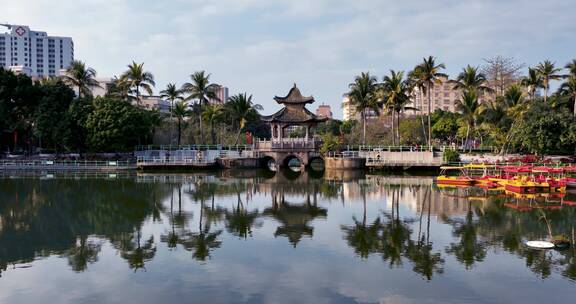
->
(263, 193), (327, 247)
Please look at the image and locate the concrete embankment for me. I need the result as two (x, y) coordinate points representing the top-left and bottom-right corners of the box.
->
(325, 157), (366, 170)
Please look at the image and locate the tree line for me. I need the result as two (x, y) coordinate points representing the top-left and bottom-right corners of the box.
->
(0, 60), (267, 154)
(346, 56), (576, 155)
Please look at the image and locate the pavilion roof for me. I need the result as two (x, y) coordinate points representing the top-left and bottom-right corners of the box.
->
(260, 106), (328, 123)
(273, 84), (315, 105)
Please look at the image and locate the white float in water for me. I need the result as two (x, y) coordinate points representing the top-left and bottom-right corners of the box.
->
(525, 241), (555, 249)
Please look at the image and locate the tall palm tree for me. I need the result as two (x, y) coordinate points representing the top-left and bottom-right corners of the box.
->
(160, 83), (184, 145)
(456, 89), (480, 150)
(381, 70), (417, 145)
(451, 65), (492, 92)
(61, 60), (100, 98)
(347, 72), (379, 145)
(408, 68), (428, 143)
(181, 71), (219, 144)
(201, 104), (224, 145)
(558, 76), (576, 116)
(226, 93), (262, 145)
(171, 101), (191, 146)
(120, 61), (155, 105)
(415, 56), (447, 148)
(565, 59), (576, 78)
(520, 68), (543, 102)
(500, 84), (528, 154)
(535, 60), (562, 103)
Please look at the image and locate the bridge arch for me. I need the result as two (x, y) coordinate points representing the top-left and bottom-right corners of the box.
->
(282, 154), (304, 168)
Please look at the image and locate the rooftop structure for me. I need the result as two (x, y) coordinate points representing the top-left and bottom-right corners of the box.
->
(0, 24), (74, 78)
(315, 104), (333, 119)
(262, 84), (327, 127)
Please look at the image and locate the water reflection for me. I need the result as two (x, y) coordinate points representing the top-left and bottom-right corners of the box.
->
(0, 170), (575, 303)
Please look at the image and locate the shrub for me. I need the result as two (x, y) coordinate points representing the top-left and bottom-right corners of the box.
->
(443, 149), (460, 163)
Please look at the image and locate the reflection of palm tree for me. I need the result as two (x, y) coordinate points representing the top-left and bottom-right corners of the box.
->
(380, 188), (412, 267)
(405, 236), (444, 281)
(161, 189), (186, 250)
(341, 185), (382, 258)
(118, 229), (156, 271)
(181, 200), (222, 261)
(446, 201), (486, 269)
(225, 191), (260, 239)
(65, 235), (101, 272)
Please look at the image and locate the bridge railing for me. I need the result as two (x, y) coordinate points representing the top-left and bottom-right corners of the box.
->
(135, 144), (254, 151)
(136, 156), (215, 164)
(255, 138), (320, 150)
(0, 159), (135, 169)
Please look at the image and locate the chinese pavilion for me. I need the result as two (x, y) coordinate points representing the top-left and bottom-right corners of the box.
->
(261, 84), (328, 142)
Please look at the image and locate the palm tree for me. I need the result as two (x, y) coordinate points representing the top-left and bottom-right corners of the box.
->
(535, 60), (562, 103)
(415, 56), (447, 148)
(226, 93), (263, 145)
(201, 104), (224, 145)
(451, 65), (492, 92)
(120, 61), (155, 105)
(565, 59), (576, 78)
(61, 60), (100, 98)
(171, 101), (191, 146)
(160, 83), (184, 145)
(181, 200), (222, 261)
(181, 71), (219, 144)
(408, 68), (428, 143)
(500, 84), (528, 154)
(558, 76), (576, 116)
(456, 89), (480, 150)
(381, 70), (417, 145)
(347, 72), (379, 145)
(520, 68), (543, 101)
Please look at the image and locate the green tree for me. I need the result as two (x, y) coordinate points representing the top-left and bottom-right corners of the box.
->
(414, 56), (447, 147)
(182, 71), (219, 144)
(451, 65), (492, 93)
(520, 68), (543, 102)
(85, 97), (155, 151)
(431, 111), (460, 142)
(381, 70), (417, 145)
(160, 83), (184, 145)
(119, 62), (155, 104)
(347, 72), (379, 145)
(565, 59), (576, 77)
(0, 68), (40, 152)
(202, 104), (225, 145)
(64, 97), (94, 152)
(226, 93), (262, 145)
(511, 102), (576, 154)
(171, 101), (190, 146)
(34, 80), (76, 151)
(558, 76), (576, 116)
(61, 60), (100, 98)
(535, 60), (562, 103)
(456, 89), (480, 150)
(408, 68), (429, 143)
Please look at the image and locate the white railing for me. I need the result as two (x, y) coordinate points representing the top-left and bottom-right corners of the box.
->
(255, 138), (320, 150)
(136, 156), (215, 164)
(0, 159), (134, 169)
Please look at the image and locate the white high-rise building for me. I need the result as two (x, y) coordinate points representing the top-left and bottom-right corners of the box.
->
(0, 24), (74, 78)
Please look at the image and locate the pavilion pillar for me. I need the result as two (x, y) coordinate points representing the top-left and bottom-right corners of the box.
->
(305, 126), (309, 141)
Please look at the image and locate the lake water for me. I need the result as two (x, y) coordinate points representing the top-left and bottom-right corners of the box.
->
(0, 170), (575, 304)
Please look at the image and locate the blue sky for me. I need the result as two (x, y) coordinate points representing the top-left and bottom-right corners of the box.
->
(4, 0), (576, 118)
